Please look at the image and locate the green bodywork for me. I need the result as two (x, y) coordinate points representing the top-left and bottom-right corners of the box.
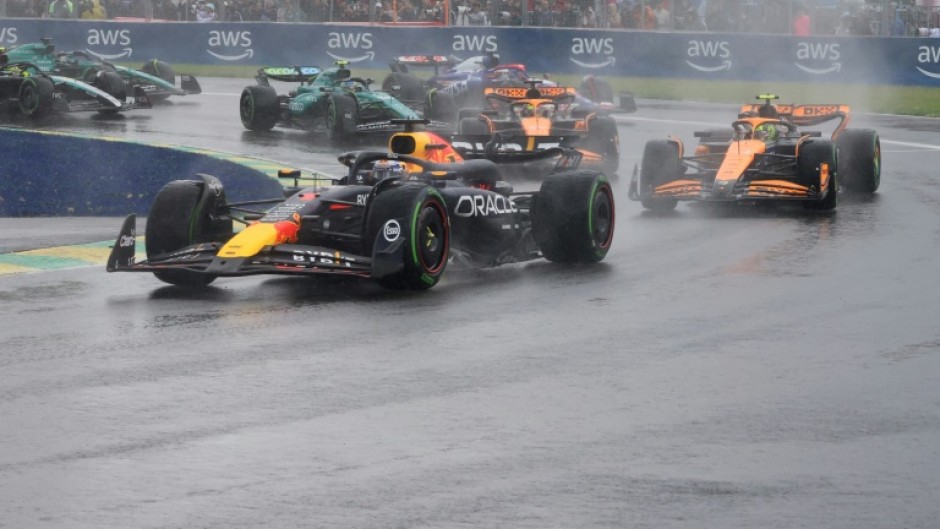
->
(3, 39), (190, 97)
(257, 62), (420, 132)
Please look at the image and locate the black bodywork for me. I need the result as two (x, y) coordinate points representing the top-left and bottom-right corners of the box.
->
(107, 148), (615, 290)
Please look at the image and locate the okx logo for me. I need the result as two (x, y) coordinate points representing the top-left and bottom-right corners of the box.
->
(207, 30), (253, 61)
(685, 39), (731, 72)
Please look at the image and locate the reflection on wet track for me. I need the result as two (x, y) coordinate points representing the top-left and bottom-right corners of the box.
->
(2, 79), (940, 528)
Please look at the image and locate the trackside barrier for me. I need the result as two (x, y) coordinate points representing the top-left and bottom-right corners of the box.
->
(0, 20), (938, 85)
(0, 128), (286, 216)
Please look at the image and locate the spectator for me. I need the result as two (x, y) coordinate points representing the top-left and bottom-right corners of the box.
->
(891, 6), (907, 36)
(653, 0), (670, 29)
(194, 0), (216, 21)
(46, 0), (74, 18)
(607, 0), (622, 28)
(678, 5), (706, 30)
(630, 1), (656, 29)
(78, 0), (107, 18)
(792, 4), (811, 35)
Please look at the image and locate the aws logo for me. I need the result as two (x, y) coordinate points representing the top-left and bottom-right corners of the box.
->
(795, 42), (841, 75)
(84, 29), (132, 60)
(916, 46), (940, 78)
(327, 32), (374, 63)
(0, 27), (17, 44)
(685, 40), (731, 72)
(570, 37), (615, 69)
(452, 34), (498, 53)
(207, 30), (253, 61)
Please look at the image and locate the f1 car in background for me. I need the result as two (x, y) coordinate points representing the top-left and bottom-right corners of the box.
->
(1, 53), (150, 118)
(382, 53), (636, 125)
(106, 136), (615, 290)
(452, 83), (621, 175)
(628, 94), (881, 211)
(2, 38), (200, 102)
(239, 61), (448, 143)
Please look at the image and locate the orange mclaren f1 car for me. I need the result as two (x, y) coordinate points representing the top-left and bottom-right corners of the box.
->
(628, 94), (881, 211)
(451, 82), (621, 176)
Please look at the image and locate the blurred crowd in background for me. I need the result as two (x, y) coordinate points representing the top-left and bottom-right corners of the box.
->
(2, 0), (940, 37)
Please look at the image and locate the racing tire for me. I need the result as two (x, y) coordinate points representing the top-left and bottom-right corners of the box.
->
(145, 177), (233, 287)
(583, 115), (620, 175)
(457, 116), (490, 136)
(239, 85), (279, 131)
(837, 129), (881, 194)
(424, 89), (457, 123)
(579, 75), (614, 103)
(92, 71), (128, 114)
(141, 59), (176, 101)
(364, 184), (450, 290)
(532, 171), (615, 263)
(17, 76), (55, 119)
(381, 72), (423, 102)
(639, 140), (681, 211)
(797, 140), (838, 211)
(326, 93), (358, 144)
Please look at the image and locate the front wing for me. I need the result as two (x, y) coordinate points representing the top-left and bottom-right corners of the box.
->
(106, 215), (411, 282)
(629, 153), (830, 203)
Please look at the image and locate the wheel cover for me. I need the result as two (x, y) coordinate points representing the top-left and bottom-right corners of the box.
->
(239, 92), (254, 123)
(326, 102), (337, 134)
(415, 203), (447, 273)
(590, 184), (614, 250)
(18, 80), (39, 114)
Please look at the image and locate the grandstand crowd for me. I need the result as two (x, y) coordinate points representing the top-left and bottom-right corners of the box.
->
(2, 0), (939, 37)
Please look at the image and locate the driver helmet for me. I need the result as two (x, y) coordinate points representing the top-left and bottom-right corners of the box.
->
(341, 80), (360, 92)
(371, 159), (407, 182)
(518, 103), (535, 118)
(754, 122), (779, 142)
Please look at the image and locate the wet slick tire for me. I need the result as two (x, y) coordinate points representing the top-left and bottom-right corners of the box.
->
(326, 94), (358, 143)
(798, 140), (838, 211)
(146, 177), (232, 287)
(532, 171), (615, 263)
(17, 76), (54, 118)
(365, 184), (450, 290)
(382, 72), (423, 102)
(239, 85), (279, 131)
(837, 129), (881, 194)
(639, 140), (681, 211)
(141, 60), (176, 101)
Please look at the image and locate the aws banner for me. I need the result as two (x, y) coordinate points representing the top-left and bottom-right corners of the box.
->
(2, 20), (939, 86)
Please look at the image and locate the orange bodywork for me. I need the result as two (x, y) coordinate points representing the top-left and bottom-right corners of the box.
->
(716, 139), (766, 182)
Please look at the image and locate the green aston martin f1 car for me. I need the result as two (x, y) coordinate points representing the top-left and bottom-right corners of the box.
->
(1, 54), (150, 118)
(3, 38), (200, 102)
(239, 60), (446, 143)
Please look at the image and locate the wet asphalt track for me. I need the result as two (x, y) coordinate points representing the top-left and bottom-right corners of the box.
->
(1, 79), (940, 528)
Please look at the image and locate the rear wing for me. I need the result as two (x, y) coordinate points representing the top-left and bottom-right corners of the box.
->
(484, 86), (577, 101)
(393, 55), (453, 67)
(256, 66), (321, 83)
(390, 55), (455, 75)
(739, 103), (851, 138)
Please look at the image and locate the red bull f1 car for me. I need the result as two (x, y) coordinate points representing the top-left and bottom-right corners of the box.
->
(628, 94), (881, 211)
(452, 83), (620, 176)
(106, 128), (615, 290)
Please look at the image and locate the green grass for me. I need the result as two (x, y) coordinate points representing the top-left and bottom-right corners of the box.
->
(153, 63), (940, 117)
